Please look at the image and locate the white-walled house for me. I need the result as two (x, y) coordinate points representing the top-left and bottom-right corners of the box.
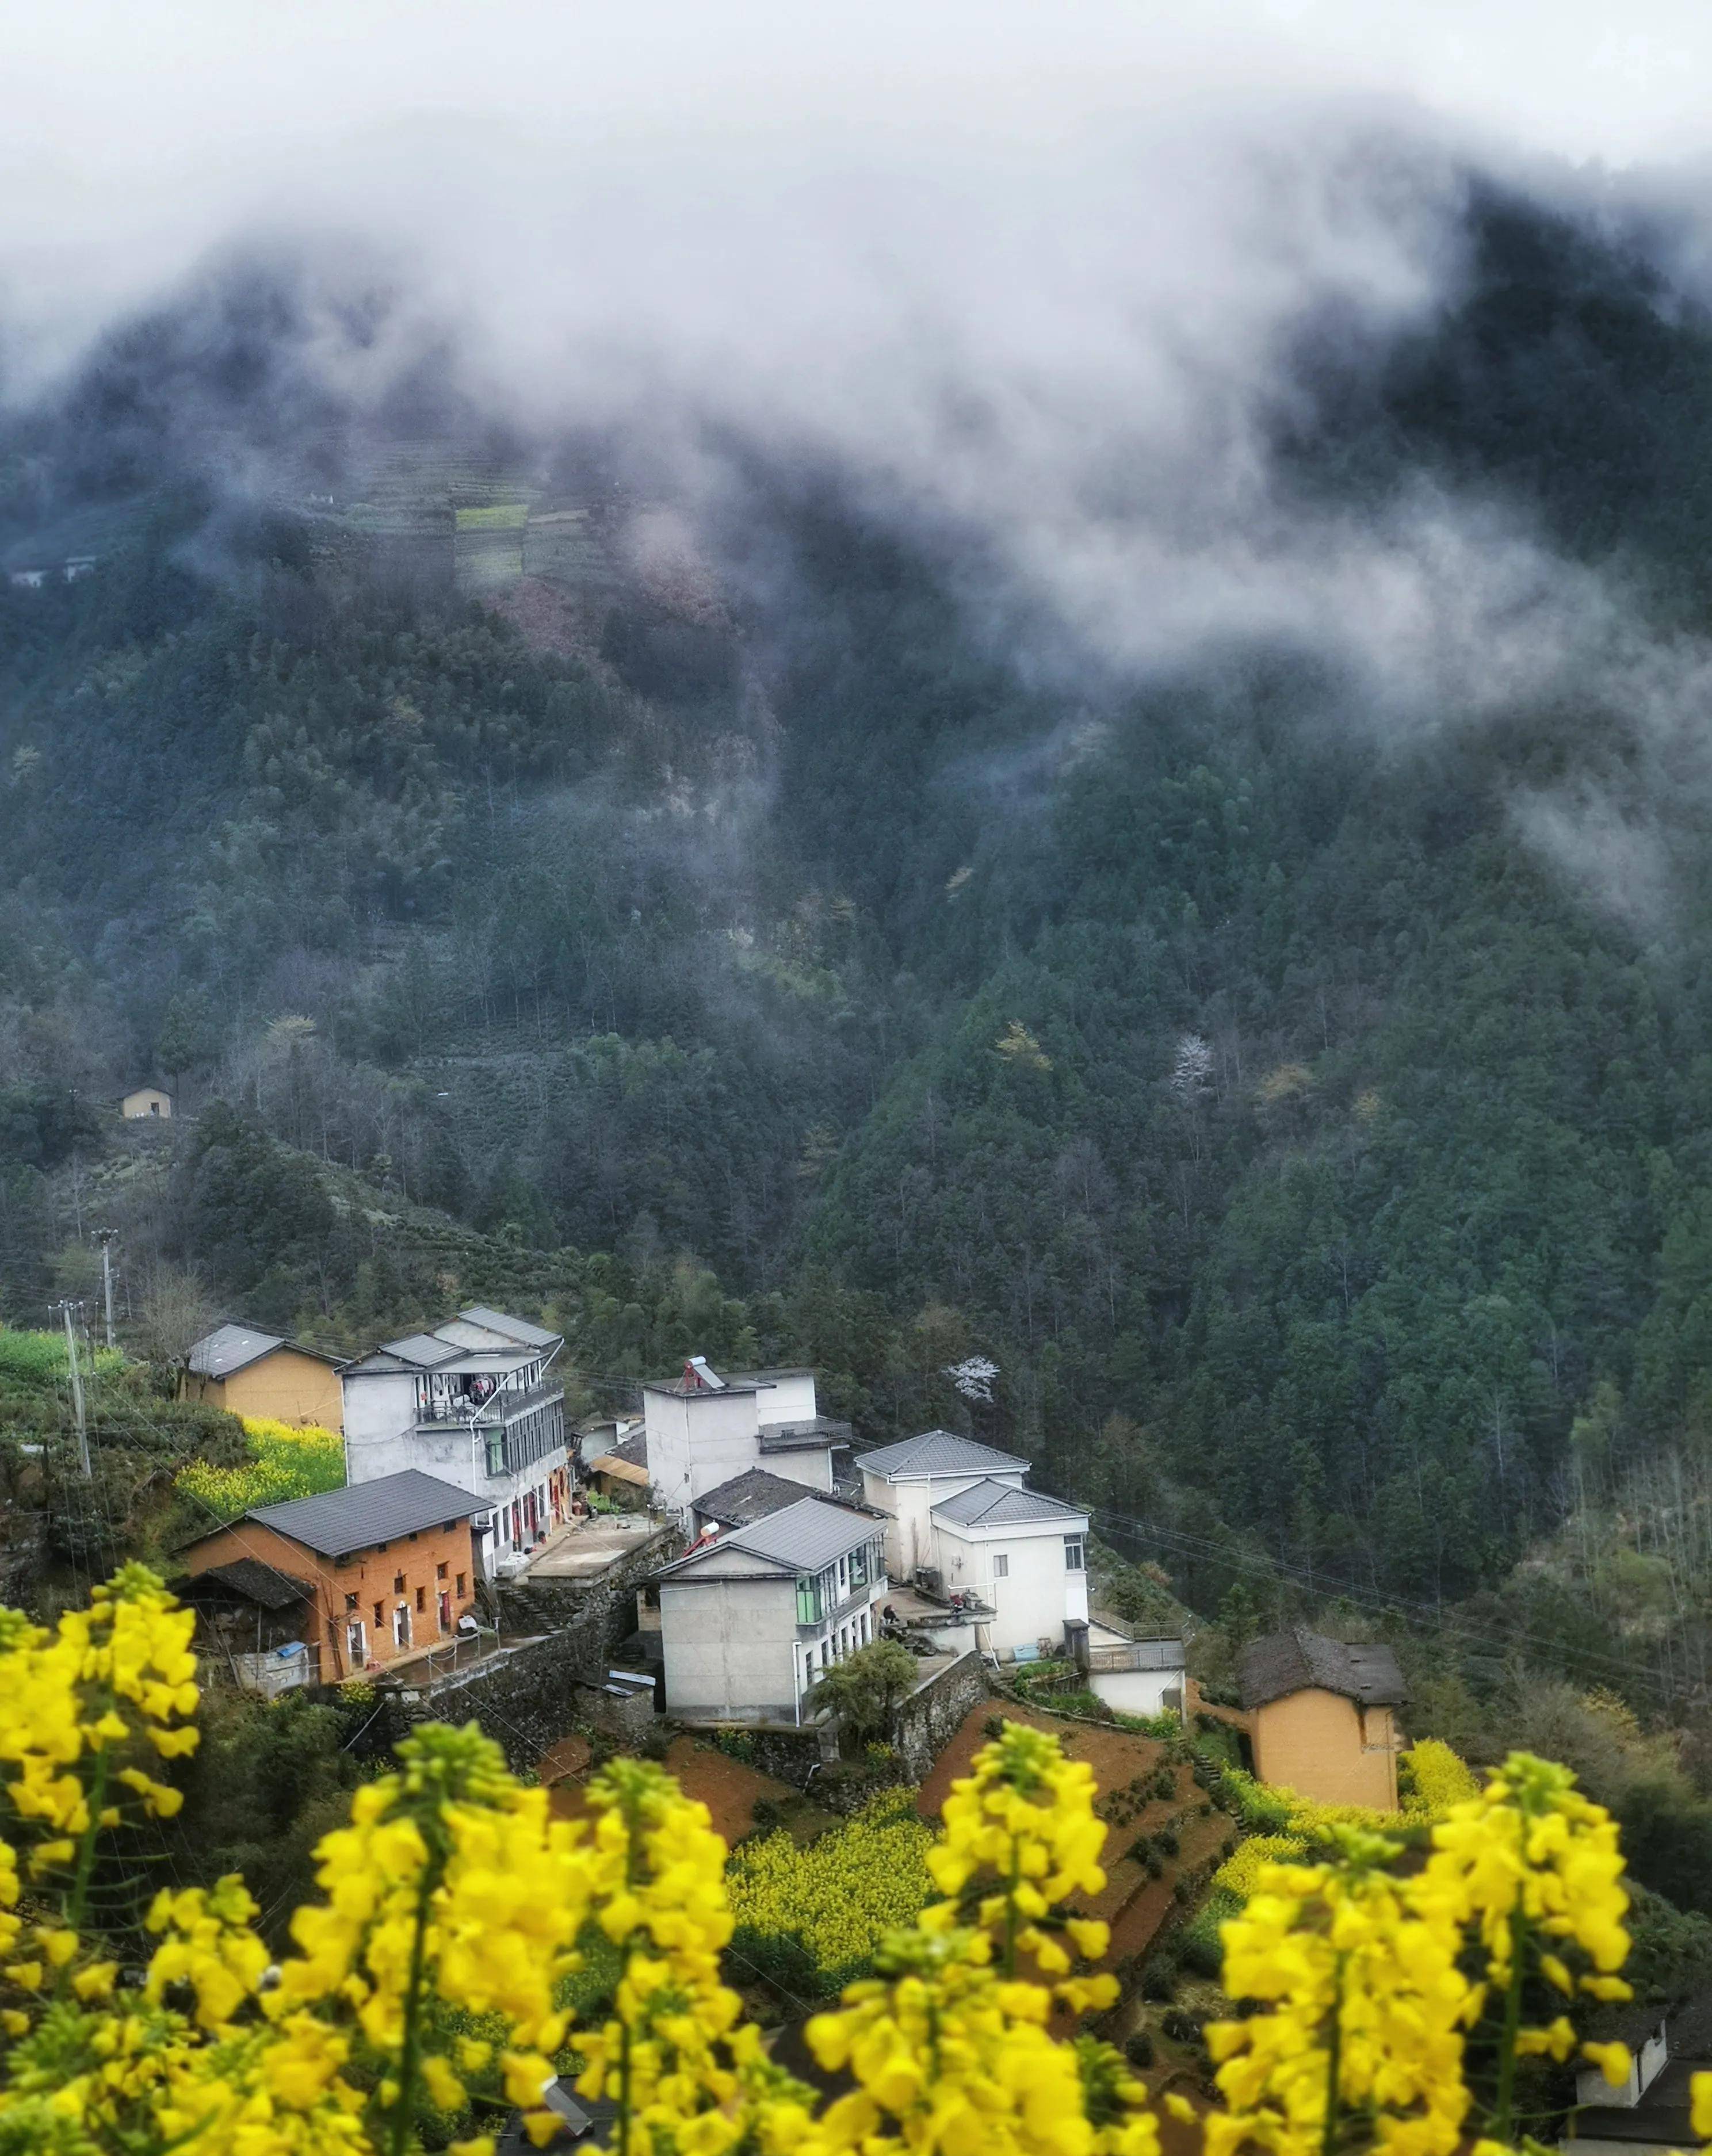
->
(656, 1496), (888, 1722)
(641, 1358), (850, 1526)
(1080, 1623), (1187, 1718)
(340, 1308), (570, 1572)
(927, 1479), (1090, 1660)
(855, 1431), (1030, 1578)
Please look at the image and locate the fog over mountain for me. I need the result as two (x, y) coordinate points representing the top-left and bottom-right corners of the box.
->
(13, 3), (1712, 1642)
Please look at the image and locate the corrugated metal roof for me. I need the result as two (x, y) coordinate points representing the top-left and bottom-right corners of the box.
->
(460, 1306), (558, 1347)
(246, 1470), (477, 1557)
(1238, 1627), (1407, 1711)
(855, 1431), (1030, 1481)
(188, 1323), (285, 1379)
(728, 1497), (882, 1572)
(189, 1558), (312, 1609)
(376, 1332), (462, 1369)
(930, 1478), (1087, 1529)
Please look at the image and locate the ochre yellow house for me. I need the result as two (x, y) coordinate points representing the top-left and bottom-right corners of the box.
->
(120, 1085), (173, 1119)
(181, 1323), (345, 1432)
(1237, 1626), (1406, 1809)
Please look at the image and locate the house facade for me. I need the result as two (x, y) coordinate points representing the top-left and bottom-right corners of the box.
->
(340, 1308), (570, 1569)
(181, 1322), (345, 1431)
(180, 1469), (480, 1681)
(1238, 1627), (1407, 1809)
(927, 1479), (1090, 1660)
(855, 1431), (1030, 1578)
(640, 1358), (849, 1526)
(120, 1085), (173, 1120)
(656, 1495), (888, 1722)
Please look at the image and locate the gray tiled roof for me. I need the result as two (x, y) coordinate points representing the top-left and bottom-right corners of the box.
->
(930, 1478), (1087, 1528)
(855, 1431), (1029, 1481)
(728, 1498), (882, 1572)
(1238, 1627), (1407, 1711)
(458, 1306), (558, 1347)
(693, 1468), (829, 1528)
(245, 1470), (478, 1557)
(188, 1323), (286, 1379)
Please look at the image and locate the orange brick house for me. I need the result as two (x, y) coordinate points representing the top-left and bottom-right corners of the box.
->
(1237, 1626), (1407, 1809)
(181, 1470), (479, 1683)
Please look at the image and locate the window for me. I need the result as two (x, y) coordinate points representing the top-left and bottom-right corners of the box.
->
(346, 1620), (366, 1666)
(393, 1604), (411, 1649)
(456, 1573), (467, 1599)
(796, 1575), (823, 1626)
(437, 1562), (448, 1581)
(415, 1587), (426, 1614)
(1064, 1536), (1086, 1572)
(344, 1592), (358, 1612)
(408, 1531), (419, 1542)
(376, 1542), (388, 1553)
(486, 1434), (505, 1477)
(850, 1543), (870, 1590)
(393, 1573), (406, 1593)
(992, 1554), (1010, 1579)
(372, 1601), (383, 1627)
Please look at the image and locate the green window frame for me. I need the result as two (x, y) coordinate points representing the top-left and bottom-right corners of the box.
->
(796, 1574), (823, 1625)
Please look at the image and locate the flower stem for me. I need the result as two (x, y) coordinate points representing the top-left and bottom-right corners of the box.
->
(1320, 1951), (1347, 2156)
(1492, 1909), (1528, 2146)
(389, 1859), (438, 2156)
(66, 1744), (111, 1933)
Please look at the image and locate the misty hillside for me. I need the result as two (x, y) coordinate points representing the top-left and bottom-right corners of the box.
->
(7, 175), (1712, 1627)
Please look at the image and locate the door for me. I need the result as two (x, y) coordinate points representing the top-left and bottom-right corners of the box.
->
(393, 1603), (411, 1650)
(345, 1620), (366, 1671)
(438, 1590), (452, 1634)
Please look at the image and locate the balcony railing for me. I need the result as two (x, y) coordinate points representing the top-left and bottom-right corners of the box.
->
(416, 1381), (565, 1427)
(1084, 1639), (1186, 1675)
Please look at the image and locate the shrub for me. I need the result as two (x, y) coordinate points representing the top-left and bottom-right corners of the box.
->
(175, 1417), (343, 1520)
(1140, 1955), (1177, 2001)
(1154, 1825), (1179, 1857)
(1125, 2031), (1155, 2069)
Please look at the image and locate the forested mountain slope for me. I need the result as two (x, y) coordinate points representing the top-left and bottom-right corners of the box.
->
(6, 179), (1712, 1626)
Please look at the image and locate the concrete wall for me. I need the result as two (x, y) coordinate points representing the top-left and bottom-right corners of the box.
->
(644, 1390), (767, 1523)
(755, 1373), (818, 1424)
(184, 1350), (344, 1432)
(763, 1450), (835, 1494)
(931, 1516), (1087, 1658)
(660, 1573), (800, 1720)
(1088, 1666), (1180, 1717)
(1251, 1690), (1401, 1808)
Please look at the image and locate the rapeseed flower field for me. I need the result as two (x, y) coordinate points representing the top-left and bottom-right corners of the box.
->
(726, 1788), (937, 1982)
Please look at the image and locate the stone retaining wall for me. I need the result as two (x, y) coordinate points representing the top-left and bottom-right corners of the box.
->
(893, 1650), (990, 1779)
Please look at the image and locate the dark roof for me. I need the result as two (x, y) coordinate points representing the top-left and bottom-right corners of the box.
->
(345, 1307), (560, 1376)
(758, 1416), (853, 1452)
(1238, 1627), (1407, 1711)
(727, 1366), (816, 1385)
(188, 1558), (312, 1610)
(855, 1431), (1029, 1480)
(694, 1467), (837, 1528)
(660, 1497), (881, 1580)
(243, 1470), (477, 1558)
(612, 1429), (649, 1468)
(188, 1322), (333, 1379)
(931, 1478), (1087, 1529)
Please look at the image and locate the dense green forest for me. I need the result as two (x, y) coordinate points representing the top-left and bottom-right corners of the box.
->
(8, 174), (1712, 1683)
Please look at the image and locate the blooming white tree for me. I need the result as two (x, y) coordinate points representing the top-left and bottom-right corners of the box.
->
(945, 1355), (1000, 1404)
(1170, 1031), (1214, 1100)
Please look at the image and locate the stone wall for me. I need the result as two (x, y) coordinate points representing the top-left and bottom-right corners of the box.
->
(893, 1650), (990, 1779)
(351, 1523), (681, 1773)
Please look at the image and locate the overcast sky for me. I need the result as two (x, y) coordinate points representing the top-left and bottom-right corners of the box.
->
(3, 0), (1711, 340)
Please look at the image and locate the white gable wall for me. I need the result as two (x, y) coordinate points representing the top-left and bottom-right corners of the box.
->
(763, 1450), (835, 1494)
(755, 1373), (818, 1424)
(660, 1573), (800, 1719)
(930, 1513), (1089, 1658)
(861, 1467), (1027, 1580)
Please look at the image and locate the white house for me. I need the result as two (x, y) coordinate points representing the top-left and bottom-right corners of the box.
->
(640, 1358), (850, 1526)
(854, 1431), (1030, 1578)
(927, 1479), (1090, 1660)
(1079, 1623), (1187, 1718)
(655, 1496), (888, 1723)
(340, 1308), (570, 1571)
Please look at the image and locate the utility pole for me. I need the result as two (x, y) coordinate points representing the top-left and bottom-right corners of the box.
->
(55, 1301), (91, 1478)
(94, 1229), (117, 1352)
